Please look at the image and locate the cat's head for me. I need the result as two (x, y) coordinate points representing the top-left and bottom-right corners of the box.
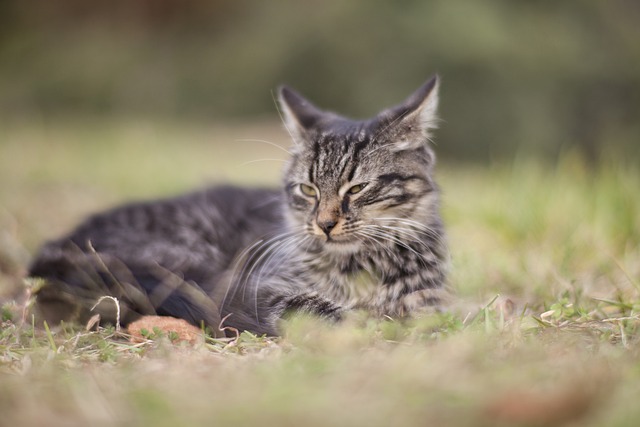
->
(279, 76), (441, 253)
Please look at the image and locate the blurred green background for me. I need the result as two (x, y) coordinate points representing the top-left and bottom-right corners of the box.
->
(1, 0), (638, 162)
(2, 7), (640, 425)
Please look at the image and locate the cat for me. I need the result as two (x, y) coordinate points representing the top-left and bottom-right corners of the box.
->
(28, 75), (449, 337)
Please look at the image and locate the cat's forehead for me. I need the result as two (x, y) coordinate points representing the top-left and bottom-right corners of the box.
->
(309, 118), (384, 151)
(292, 132), (387, 187)
(303, 117), (416, 159)
(307, 125), (376, 164)
(286, 112), (431, 187)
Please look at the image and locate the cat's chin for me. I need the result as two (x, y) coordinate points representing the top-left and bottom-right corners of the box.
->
(322, 238), (362, 254)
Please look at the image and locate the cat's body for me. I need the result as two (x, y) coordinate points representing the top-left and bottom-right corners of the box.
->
(29, 76), (449, 337)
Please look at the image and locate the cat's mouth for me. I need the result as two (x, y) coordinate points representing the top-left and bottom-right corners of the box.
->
(307, 223), (361, 251)
(319, 232), (352, 243)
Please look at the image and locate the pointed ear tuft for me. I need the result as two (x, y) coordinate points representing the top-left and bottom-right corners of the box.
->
(377, 74), (440, 146)
(278, 85), (324, 143)
(406, 74), (440, 134)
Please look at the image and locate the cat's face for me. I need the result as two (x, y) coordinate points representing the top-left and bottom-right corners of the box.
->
(280, 76), (440, 253)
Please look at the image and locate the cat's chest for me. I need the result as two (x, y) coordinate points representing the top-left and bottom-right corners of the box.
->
(309, 256), (390, 307)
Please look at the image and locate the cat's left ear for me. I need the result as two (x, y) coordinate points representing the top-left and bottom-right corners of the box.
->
(278, 86), (325, 144)
(376, 75), (440, 147)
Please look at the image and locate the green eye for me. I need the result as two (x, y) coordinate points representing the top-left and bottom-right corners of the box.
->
(300, 184), (317, 197)
(348, 184), (365, 194)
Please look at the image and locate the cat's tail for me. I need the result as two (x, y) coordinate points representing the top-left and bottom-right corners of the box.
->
(28, 245), (223, 336)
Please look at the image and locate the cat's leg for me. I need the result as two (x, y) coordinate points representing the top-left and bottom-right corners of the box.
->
(362, 274), (449, 317)
(374, 250), (450, 316)
(29, 246), (150, 326)
(395, 287), (450, 316)
(358, 288), (446, 318)
(29, 245), (222, 333)
(272, 291), (344, 322)
(216, 278), (345, 337)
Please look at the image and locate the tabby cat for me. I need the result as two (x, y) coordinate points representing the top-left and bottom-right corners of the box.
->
(28, 75), (448, 337)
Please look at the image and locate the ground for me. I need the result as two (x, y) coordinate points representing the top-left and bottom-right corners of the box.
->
(1, 117), (639, 426)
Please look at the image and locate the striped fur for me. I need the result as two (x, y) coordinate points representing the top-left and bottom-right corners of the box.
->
(28, 75), (448, 337)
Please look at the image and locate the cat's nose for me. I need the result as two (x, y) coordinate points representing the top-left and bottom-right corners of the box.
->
(317, 219), (337, 236)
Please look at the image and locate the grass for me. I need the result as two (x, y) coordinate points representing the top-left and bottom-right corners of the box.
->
(1, 116), (639, 426)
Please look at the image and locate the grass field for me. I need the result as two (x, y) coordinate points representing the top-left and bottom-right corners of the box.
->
(1, 117), (639, 426)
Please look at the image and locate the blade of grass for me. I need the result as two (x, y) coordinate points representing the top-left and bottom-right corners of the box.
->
(43, 320), (58, 353)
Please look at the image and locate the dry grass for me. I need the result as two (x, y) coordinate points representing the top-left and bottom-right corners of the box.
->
(1, 116), (639, 426)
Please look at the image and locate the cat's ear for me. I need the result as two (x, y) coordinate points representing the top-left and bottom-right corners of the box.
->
(278, 86), (325, 143)
(376, 75), (440, 148)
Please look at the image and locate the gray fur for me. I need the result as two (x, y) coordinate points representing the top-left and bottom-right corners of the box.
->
(29, 75), (448, 337)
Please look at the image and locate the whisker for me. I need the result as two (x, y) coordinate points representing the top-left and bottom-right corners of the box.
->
(371, 225), (439, 259)
(262, 235), (310, 279)
(358, 227), (430, 267)
(240, 242), (285, 305)
(250, 194), (282, 210)
(374, 217), (444, 240)
(221, 238), (265, 310)
(354, 230), (401, 264)
(236, 138), (292, 155)
(251, 234), (311, 322)
(250, 235), (301, 322)
(240, 228), (305, 299)
(271, 89), (296, 142)
(241, 158), (288, 166)
(222, 227), (304, 310)
(254, 235), (299, 288)
(360, 142), (395, 161)
(371, 221), (440, 244)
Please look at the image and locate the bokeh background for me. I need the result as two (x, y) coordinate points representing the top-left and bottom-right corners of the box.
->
(2, 5), (640, 425)
(2, 0), (639, 162)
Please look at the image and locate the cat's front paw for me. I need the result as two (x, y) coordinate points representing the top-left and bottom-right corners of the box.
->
(397, 288), (449, 316)
(281, 293), (344, 323)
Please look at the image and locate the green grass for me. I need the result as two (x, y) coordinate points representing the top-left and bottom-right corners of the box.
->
(1, 116), (639, 426)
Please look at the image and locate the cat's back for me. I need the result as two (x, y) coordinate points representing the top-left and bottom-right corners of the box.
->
(30, 185), (284, 273)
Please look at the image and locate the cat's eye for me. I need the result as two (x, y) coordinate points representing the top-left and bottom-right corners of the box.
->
(348, 184), (366, 194)
(300, 184), (317, 197)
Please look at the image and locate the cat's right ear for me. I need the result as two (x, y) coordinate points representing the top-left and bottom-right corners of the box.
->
(278, 86), (324, 143)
